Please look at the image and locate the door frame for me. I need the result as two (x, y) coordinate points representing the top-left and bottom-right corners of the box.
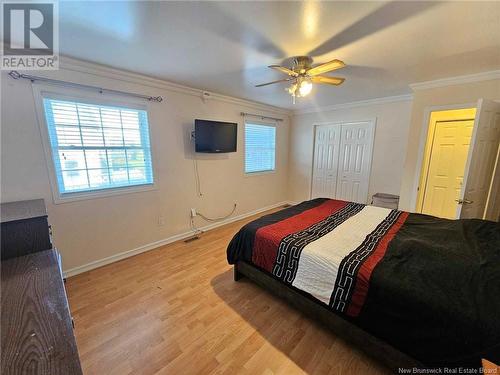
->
(310, 119), (376, 201)
(410, 103), (476, 212)
(415, 108), (477, 216)
(484, 145), (500, 220)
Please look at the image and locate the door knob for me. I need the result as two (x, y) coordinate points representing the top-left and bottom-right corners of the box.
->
(455, 199), (473, 205)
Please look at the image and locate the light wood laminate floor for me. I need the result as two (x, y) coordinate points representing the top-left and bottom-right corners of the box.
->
(66, 208), (392, 375)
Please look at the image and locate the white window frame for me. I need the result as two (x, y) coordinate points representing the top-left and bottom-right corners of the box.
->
(244, 120), (277, 176)
(33, 83), (158, 204)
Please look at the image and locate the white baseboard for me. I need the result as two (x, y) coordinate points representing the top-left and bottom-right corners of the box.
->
(63, 201), (292, 278)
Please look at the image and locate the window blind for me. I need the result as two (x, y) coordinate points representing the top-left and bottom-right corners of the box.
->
(245, 122), (276, 173)
(42, 98), (154, 195)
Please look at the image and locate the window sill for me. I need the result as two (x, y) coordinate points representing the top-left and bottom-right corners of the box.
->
(52, 183), (157, 204)
(244, 170), (276, 177)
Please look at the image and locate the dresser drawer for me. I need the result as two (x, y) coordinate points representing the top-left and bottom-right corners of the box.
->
(1, 199), (52, 260)
(1, 217), (52, 260)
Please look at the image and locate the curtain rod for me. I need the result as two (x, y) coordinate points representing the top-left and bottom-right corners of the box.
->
(240, 112), (283, 122)
(8, 70), (163, 103)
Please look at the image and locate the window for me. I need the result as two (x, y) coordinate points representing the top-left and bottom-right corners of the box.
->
(244, 122), (276, 174)
(42, 98), (154, 197)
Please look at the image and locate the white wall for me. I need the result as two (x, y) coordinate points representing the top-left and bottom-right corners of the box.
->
(288, 98), (413, 204)
(0, 58), (291, 273)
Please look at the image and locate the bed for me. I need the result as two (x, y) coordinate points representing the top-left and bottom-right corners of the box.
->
(226, 198), (500, 370)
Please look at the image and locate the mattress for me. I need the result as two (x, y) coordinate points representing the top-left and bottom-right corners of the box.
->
(226, 198), (500, 367)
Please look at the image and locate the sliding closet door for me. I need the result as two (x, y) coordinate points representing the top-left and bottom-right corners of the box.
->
(311, 124), (341, 199)
(336, 121), (375, 204)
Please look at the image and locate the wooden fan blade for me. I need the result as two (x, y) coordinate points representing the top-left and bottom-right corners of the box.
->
(307, 59), (345, 76)
(311, 76), (345, 85)
(269, 65), (299, 77)
(255, 78), (292, 87)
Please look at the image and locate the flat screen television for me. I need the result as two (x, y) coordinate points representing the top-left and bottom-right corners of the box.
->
(195, 119), (237, 153)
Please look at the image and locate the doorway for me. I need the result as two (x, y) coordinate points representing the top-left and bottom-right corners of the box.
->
(416, 108), (476, 219)
(311, 121), (375, 204)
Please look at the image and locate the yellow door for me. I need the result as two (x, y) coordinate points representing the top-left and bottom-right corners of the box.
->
(421, 119), (475, 218)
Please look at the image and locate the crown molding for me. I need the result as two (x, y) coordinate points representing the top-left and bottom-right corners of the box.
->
(54, 56), (292, 117)
(293, 94), (414, 115)
(409, 70), (500, 91)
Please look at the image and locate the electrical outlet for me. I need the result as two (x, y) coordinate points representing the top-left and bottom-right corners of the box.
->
(190, 208), (197, 218)
(158, 215), (165, 226)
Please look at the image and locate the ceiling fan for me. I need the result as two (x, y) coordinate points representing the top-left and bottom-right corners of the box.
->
(256, 56), (346, 103)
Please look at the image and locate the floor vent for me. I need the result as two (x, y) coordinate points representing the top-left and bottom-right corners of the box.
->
(184, 236), (200, 243)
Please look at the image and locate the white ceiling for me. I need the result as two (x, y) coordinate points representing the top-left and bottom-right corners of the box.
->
(59, 1), (500, 110)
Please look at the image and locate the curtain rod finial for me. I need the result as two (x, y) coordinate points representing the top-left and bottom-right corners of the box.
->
(8, 71), (21, 79)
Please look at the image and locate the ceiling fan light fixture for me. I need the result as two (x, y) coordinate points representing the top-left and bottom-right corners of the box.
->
(260, 57), (345, 103)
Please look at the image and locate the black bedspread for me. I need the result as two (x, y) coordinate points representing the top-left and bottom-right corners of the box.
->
(358, 214), (500, 367)
(227, 199), (500, 367)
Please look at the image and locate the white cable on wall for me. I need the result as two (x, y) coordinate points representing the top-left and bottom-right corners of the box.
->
(197, 203), (237, 222)
(189, 129), (236, 233)
(193, 158), (203, 197)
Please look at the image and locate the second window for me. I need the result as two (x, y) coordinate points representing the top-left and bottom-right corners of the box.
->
(244, 122), (276, 174)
